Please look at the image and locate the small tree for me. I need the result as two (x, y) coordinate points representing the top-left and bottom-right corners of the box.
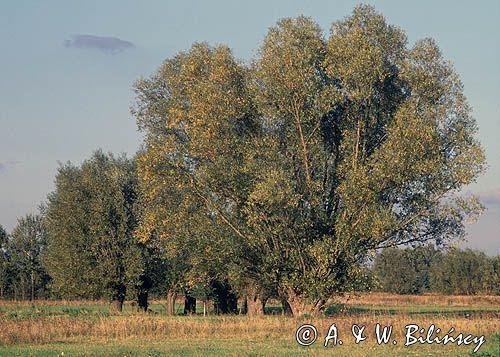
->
(0, 225), (10, 298)
(9, 215), (48, 300)
(44, 150), (144, 311)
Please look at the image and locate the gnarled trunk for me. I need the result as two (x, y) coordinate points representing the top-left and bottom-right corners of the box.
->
(165, 290), (177, 316)
(286, 289), (325, 317)
(246, 288), (266, 316)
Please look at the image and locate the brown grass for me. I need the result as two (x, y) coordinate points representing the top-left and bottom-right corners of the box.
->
(0, 293), (498, 347)
(0, 313), (498, 346)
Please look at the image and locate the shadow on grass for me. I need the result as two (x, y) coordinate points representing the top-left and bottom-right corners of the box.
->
(323, 304), (499, 318)
(264, 303), (499, 318)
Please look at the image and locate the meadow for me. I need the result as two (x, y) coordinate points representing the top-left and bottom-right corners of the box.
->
(0, 293), (498, 356)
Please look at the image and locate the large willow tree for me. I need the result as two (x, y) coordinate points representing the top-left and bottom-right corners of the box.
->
(134, 5), (485, 316)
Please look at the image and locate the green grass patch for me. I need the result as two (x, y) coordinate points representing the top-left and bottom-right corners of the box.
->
(1, 334), (498, 357)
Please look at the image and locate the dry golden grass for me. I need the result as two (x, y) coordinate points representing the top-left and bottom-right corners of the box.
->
(0, 293), (498, 350)
(0, 313), (498, 346)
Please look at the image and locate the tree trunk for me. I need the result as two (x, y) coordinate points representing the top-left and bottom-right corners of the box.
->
(20, 277), (25, 300)
(246, 289), (266, 316)
(286, 289), (325, 317)
(31, 270), (35, 301)
(281, 297), (293, 316)
(184, 294), (196, 315)
(165, 290), (177, 316)
(110, 285), (126, 313)
(240, 298), (248, 315)
(137, 290), (148, 312)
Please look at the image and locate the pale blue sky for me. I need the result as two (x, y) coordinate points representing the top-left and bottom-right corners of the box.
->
(0, 0), (498, 253)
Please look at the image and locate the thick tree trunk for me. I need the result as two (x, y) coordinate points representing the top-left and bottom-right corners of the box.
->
(246, 289), (266, 316)
(165, 290), (177, 316)
(286, 290), (325, 317)
(184, 294), (196, 315)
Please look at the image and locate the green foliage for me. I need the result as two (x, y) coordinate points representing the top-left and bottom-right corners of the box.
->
(133, 44), (257, 301)
(0, 224), (11, 298)
(133, 5), (485, 315)
(430, 248), (499, 295)
(43, 150), (144, 304)
(8, 215), (49, 300)
(373, 246), (499, 295)
(0, 225), (6, 246)
(373, 245), (441, 294)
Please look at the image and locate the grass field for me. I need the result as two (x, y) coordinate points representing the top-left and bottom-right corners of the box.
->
(0, 294), (498, 356)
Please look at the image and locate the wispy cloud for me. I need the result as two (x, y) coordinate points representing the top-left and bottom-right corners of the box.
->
(63, 34), (134, 54)
(0, 161), (19, 173)
(478, 189), (500, 207)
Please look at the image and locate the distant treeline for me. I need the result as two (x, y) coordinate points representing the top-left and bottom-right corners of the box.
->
(371, 245), (499, 295)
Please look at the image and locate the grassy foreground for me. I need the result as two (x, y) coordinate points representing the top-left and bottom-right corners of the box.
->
(0, 294), (498, 356)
